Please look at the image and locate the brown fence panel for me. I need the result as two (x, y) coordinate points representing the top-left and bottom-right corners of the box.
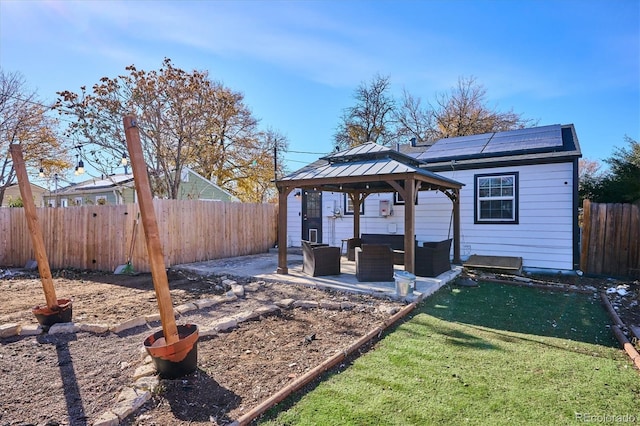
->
(581, 200), (640, 278)
(0, 200), (278, 273)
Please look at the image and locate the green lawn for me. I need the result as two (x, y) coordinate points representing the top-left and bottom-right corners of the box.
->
(259, 282), (639, 425)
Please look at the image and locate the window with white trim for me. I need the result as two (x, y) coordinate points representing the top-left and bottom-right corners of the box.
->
(475, 172), (518, 224)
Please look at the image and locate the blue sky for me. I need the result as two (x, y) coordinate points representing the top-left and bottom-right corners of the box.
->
(1, 0), (638, 174)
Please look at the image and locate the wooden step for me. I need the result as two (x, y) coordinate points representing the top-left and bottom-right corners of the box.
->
(463, 254), (523, 275)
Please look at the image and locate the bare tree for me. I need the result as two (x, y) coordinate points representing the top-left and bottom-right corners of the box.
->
(432, 76), (535, 138)
(393, 89), (439, 145)
(0, 69), (68, 205)
(334, 74), (396, 149)
(336, 75), (536, 152)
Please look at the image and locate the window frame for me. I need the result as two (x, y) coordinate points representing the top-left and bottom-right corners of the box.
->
(474, 172), (519, 224)
(343, 193), (365, 215)
(393, 191), (418, 205)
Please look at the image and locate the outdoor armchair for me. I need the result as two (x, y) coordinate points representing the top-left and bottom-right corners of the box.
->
(302, 240), (341, 277)
(414, 238), (452, 277)
(355, 244), (394, 282)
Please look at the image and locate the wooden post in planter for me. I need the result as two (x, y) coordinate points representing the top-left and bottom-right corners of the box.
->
(123, 115), (179, 345)
(9, 144), (58, 309)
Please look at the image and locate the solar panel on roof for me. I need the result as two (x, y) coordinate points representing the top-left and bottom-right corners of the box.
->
(482, 125), (562, 154)
(416, 124), (564, 161)
(416, 133), (492, 160)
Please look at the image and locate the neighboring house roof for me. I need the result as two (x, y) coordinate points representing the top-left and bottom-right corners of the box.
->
(52, 168), (238, 202)
(408, 124), (581, 171)
(179, 167), (239, 202)
(56, 174), (134, 195)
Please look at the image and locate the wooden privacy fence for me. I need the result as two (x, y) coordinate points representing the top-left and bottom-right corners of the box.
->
(580, 200), (640, 278)
(0, 200), (278, 273)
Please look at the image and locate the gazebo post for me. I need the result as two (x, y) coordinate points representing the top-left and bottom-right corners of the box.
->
(403, 178), (416, 274)
(277, 186), (289, 274)
(351, 192), (361, 239)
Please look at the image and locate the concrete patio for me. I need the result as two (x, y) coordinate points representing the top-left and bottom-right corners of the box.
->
(173, 248), (462, 303)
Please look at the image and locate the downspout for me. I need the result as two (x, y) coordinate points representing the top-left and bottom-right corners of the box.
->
(572, 157), (581, 270)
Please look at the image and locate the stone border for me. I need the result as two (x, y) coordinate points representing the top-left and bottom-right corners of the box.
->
(0, 292), (239, 339)
(0, 278), (249, 339)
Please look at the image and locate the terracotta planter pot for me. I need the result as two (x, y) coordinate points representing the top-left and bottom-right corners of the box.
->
(32, 298), (73, 327)
(144, 324), (199, 379)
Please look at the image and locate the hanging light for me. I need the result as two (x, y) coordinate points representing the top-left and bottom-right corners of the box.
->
(121, 152), (128, 166)
(74, 153), (84, 175)
(74, 145), (85, 175)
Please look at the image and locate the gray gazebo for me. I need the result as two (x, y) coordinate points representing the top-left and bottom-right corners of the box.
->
(275, 143), (464, 275)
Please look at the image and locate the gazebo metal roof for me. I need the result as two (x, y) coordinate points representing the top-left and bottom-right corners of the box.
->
(278, 143), (463, 193)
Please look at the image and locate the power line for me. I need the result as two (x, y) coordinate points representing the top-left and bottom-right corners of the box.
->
(283, 157), (313, 165)
(286, 149), (328, 155)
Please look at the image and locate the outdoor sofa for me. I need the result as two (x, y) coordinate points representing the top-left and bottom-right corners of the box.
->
(347, 233), (406, 263)
(301, 240), (341, 277)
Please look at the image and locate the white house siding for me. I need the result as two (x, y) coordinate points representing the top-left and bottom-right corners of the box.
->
(440, 162), (576, 270)
(286, 161), (576, 270)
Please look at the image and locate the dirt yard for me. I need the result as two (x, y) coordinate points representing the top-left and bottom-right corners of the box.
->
(0, 267), (637, 426)
(0, 269), (407, 425)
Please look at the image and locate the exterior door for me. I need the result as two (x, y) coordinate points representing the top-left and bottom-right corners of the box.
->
(302, 190), (322, 243)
